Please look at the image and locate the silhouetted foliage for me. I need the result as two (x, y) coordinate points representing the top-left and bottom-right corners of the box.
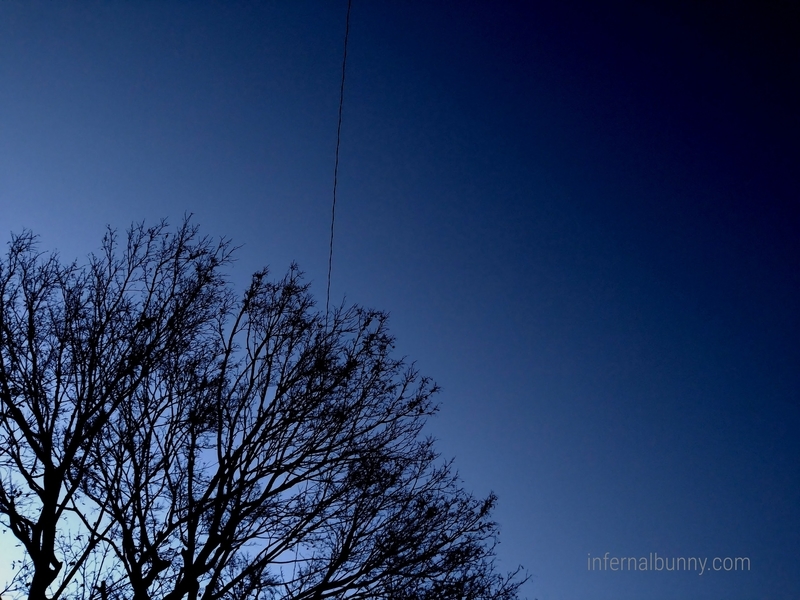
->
(0, 220), (525, 600)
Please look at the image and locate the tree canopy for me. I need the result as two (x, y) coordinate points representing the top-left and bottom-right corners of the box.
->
(0, 220), (525, 600)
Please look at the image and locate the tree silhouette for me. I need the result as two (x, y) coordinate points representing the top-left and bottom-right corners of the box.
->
(0, 220), (525, 600)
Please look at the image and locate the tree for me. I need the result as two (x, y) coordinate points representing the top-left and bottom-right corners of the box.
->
(0, 220), (525, 600)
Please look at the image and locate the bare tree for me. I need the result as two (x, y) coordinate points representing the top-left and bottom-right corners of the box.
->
(0, 221), (233, 600)
(0, 221), (525, 600)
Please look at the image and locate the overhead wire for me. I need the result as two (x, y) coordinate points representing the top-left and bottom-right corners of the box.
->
(325, 0), (353, 320)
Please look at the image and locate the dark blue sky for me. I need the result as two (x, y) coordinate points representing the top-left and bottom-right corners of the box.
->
(1, 2), (798, 599)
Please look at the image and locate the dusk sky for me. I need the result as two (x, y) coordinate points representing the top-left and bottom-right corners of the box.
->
(1, 2), (798, 599)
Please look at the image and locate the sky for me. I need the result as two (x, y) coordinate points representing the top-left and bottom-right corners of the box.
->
(1, 1), (798, 599)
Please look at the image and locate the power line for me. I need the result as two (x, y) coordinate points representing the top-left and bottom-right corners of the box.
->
(326, 0), (353, 319)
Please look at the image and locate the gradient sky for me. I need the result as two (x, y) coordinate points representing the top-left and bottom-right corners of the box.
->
(1, 2), (798, 599)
